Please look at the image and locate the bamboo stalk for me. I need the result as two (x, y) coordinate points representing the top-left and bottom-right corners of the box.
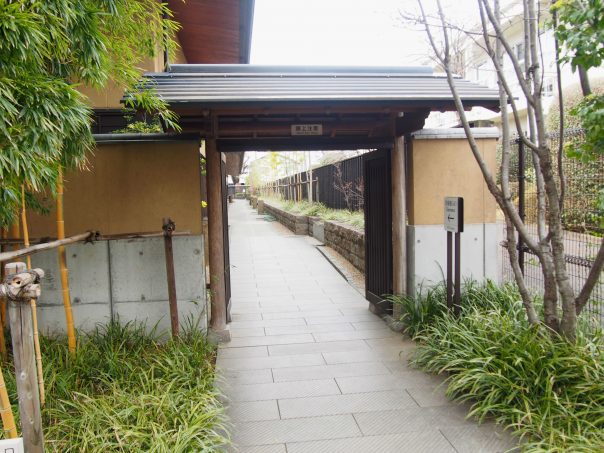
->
(21, 186), (45, 406)
(0, 228), (6, 359)
(56, 170), (77, 355)
(0, 364), (17, 438)
(0, 232), (94, 263)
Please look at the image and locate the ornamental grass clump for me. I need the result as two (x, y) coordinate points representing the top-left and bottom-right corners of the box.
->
(408, 282), (604, 452)
(2, 321), (228, 452)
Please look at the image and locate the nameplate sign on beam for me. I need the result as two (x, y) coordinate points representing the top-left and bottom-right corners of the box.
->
(291, 124), (322, 136)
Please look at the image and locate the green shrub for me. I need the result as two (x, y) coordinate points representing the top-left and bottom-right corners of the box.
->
(2, 321), (228, 452)
(406, 282), (604, 452)
(269, 197), (365, 229)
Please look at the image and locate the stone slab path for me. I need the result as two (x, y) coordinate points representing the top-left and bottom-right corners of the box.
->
(217, 200), (516, 453)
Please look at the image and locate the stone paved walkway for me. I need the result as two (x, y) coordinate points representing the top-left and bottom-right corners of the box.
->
(217, 200), (516, 453)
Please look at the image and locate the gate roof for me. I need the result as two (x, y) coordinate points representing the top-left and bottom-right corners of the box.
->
(142, 64), (500, 109)
(131, 64), (500, 151)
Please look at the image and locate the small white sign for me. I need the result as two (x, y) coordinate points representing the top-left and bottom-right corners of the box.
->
(0, 437), (24, 453)
(444, 197), (464, 233)
(291, 124), (323, 136)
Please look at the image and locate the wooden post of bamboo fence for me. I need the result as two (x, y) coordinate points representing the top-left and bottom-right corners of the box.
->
(4, 262), (45, 453)
(162, 218), (179, 337)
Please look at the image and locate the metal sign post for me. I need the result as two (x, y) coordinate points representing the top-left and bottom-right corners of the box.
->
(444, 197), (464, 315)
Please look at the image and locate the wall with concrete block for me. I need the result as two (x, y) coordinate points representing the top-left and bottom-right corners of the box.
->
(30, 235), (207, 336)
(407, 128), (500, 295)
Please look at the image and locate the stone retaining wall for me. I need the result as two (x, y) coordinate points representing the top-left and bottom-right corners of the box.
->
(264, 202), (309, 235)
(324, 221), (365, 272)
(262, 201), (364, 272)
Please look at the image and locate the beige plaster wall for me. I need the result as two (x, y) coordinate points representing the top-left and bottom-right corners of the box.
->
(27, 141), (203, 237)
(408, 137), (497, 225)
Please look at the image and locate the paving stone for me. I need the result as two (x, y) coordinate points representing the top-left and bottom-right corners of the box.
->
(406, 386), (456, 407)
(261, 309), (343, 320)
(218, 346), (269, 359)
(336, 371), (445, 394)
(313, 329), (398, 342)
(222, 334), (316, 349)
(272, 361), (391, 382)
(231, 328), (267, 338)
(440, 426), (519, 453)
(227, 400), (280, 422)
(229, 318), (307, 329)
(354, 406), (477, 436)
(303, 314), (380, 325)
(219, 368), (274, 385)
(232, 313), (264, 322)
(279, 390), (418, 419)
(236, 444), (287, 453)
(265, 323), (355, 336)
(234, 305), (301, 314)
(268, 340), (372, 356)
(233, 414), (361, 446)
(351, 320), (391, 330)
(217, 353), (325, 371)
(322, 348), (408, 365)
(286, 430), (456, 453)
(229, 379), (341, 402)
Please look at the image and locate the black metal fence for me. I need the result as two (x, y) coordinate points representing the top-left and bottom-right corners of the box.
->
(500, 129), (604, 323)
(266, 154), (365, 211)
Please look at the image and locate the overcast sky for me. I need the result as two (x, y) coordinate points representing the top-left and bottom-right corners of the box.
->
(250, 0), (479, 67)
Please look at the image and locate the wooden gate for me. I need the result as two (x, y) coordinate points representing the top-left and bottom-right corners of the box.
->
(220, 153), (232, 323)
(363, 149), (393, 313)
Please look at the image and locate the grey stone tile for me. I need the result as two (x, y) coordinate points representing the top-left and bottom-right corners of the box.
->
(279, 390), (418, 419)
(219, 368), (274, 385)
(265, 323), (354, 336)
(304, 314), (380, 325)
(232, 313), (264, 322)
(406, 386), (456, 407)
(286, 430), (456, 453)
(272, 361), (391, 382)
(354, 406), (477, 436)
(322, 348), (408, 365)
(227, 400), (280, 422)
(236, 444), (287, 453)
(218, 353), (325, 371)
(222, 334), (315, 348)
(229, 379), (340, 402)
(313, 329), (398, 342)
(268, 340), (372, 356)
(364, 336), (416, 351)
(351, 320), (390, 330)
(261, 309), (343, 320)
(231, 328), (267, 338)
(234, 305), (300, 314)
(233, 414), (361, 446)
(229, 318), (307, 329)
(218, 346), (269, 359)
(336, 371), (445, 394)
(440, 425), (519, 453)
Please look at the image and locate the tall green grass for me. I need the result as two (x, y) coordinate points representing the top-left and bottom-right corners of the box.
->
(2, 321), (228, 452)
(394, 281), (604, 452)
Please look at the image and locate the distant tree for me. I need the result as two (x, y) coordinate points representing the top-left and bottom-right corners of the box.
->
(0, 0), (179, 227)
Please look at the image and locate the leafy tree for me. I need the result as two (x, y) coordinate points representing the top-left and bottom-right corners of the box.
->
(0, 0), (179, 227)
(411, 0), (604, 340)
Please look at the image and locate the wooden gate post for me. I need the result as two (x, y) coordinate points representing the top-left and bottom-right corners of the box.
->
(392, 136), (407, 318)
(3, 262), (45, 453)
(206, 138), (230, 342)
